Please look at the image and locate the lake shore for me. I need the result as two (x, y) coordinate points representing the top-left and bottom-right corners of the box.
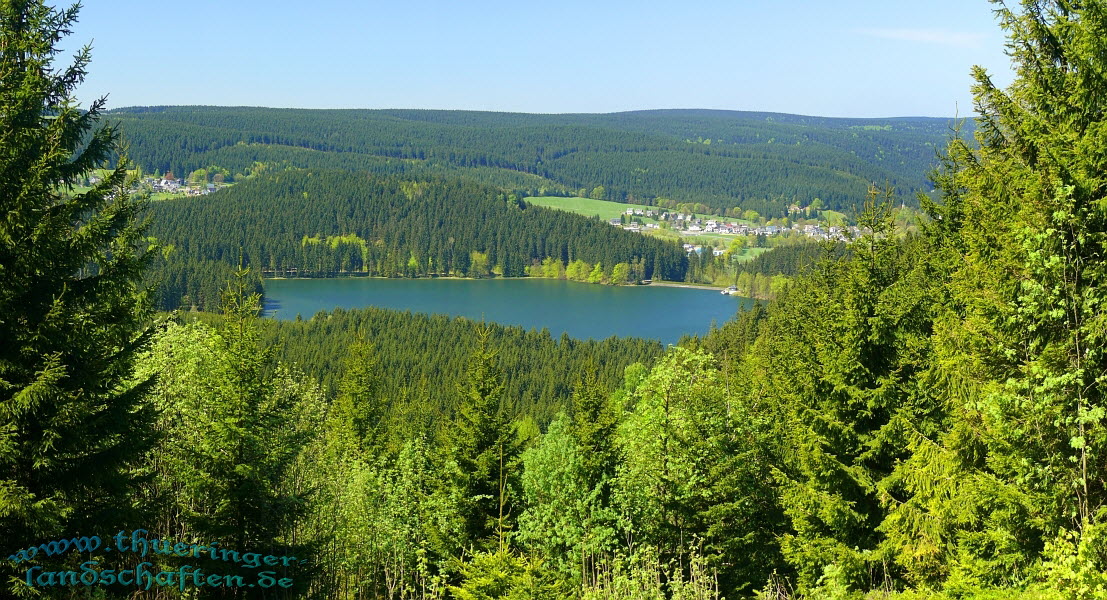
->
(647, 281), (725, 291)
(265, 274), (480, 281)
(263, 277), (753, 344)
(264, 273), (727, 291)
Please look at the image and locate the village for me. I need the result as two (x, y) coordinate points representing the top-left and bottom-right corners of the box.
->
(85, 173), (228, 197)
(140, 175), (222, 196)
(609, 206), (862, 255)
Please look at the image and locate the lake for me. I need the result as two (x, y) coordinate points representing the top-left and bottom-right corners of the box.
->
(263, 278), (753, 344)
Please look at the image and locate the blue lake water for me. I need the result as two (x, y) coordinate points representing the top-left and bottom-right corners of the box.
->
(263, 278), (753, 344)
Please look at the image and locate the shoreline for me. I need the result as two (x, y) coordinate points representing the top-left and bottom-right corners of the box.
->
(263, 273), (736, 293)
(265, 274), (475, 281)
(646, 281), (726, 291)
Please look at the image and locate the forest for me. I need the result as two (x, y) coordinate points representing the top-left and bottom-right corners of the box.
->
(5, 1), (1107, 599)
(252, 307), (664, 425)
(106, 104), (961, 218)
(145, 169), (689, 311)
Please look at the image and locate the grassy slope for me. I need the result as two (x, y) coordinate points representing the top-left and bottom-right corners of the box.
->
(525, 196), (662, 222)
(526, 195), (780, 255)
(820, 209), (848, 226)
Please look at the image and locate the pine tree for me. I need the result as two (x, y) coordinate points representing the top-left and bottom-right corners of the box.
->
(570, 368), (618, 492)
(887, 0), (1107, 588)
(206, 274), (315, 560)
(332, 338), (384, 454)
(0, 0), (154, 583)
(449, 327), (518, 551)
(746, 193), (937, 592)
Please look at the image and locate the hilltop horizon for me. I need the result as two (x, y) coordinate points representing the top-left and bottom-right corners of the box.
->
(107, 104), (967, 122)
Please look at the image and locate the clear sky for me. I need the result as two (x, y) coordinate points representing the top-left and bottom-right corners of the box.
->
(63, 0), (1015, 118)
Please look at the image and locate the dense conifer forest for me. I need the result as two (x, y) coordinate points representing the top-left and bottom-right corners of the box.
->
(733, 239), (848, 277)
(253, 307), (665, 424)
(6, 1), (1107, 599)
(145, 169), (689, 311)
(108, 105), (961, 217)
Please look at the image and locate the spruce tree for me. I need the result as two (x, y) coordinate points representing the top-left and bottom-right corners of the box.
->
(332, 338), (384, 454)
(748, 194), (937, 592)
(449, 328), (518, 551)
(569, 368), (618, 492)
(0, 0), (154, 580)
(889, 0), (1107, 588)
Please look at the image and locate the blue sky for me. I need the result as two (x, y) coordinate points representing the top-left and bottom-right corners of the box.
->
(65, 0), (1014, 118)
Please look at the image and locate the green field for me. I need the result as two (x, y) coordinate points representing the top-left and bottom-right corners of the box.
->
(820, 209), (848, 226)
(150, 191), (191, 201)
(645, 227), (760, 247)
(732, 247), (770, 262)
(527, 197), (780, 251)
(525, 196), (664, 223)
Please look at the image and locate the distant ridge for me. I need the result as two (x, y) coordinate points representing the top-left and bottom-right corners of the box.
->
(110, 106), (968, 216)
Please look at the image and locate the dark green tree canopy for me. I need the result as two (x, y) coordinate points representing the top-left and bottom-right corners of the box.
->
(0, 0), (153, 580)
(105, 105), (959, 217)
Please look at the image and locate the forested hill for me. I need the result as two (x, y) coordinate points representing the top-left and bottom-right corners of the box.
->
(259, 306), (665, 424)
(146, 169), (688, 310)
(110, 106), (965, 217)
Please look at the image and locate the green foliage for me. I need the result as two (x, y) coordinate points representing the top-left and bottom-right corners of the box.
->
(198, 277), (316, 554)
(149, 254), (263, 312)
(733, 195), (938, 593)
(332, 338), (384, 451)
(870, 589), (1062, 600)
(16, 3), (1107, 600)
(609, 262), (630, 285)
(877, 0), (1107, 592)
(252, 306), (664, 426)
(306, 430), (459, 598)
(450, 550), (567, 600)
(735, 239), (849, 277)
(108, 106), (962, 216)
(588, 262), (605, 283)
(449, 330), (520, 550)
(518, 414), (616, 583)
(685, 300), (768, 365)
(0, 2), (155, 593)
(613, 347), (786, 592)
(580, 549), (722, 600)
(145, 169), (688, 310)
(1040, 522), (1107, 599)
(132, 279), (323, 595)
(570, 370), (620, 490)
(541, 257), (564, 279)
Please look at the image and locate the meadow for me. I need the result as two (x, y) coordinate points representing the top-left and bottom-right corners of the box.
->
(525, 196), (665, 223)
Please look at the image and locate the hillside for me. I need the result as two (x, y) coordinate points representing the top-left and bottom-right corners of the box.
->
(146, 169), (689, 310)
(109, 106), (967, 217)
